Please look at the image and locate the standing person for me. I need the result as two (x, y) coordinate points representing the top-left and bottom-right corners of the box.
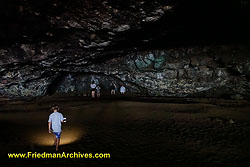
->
(48, 104), (65, 151)
(120, 85), (126, 94)
(110, 83), (116, 95)
(114, 83), (118, 93)
(90, 81), (96, 98)
(96, 85), (101, 98)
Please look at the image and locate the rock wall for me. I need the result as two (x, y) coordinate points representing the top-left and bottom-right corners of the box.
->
(1, 44), (250, 99)
(0, 0), (250, 99)
(53, 45), (250, 99)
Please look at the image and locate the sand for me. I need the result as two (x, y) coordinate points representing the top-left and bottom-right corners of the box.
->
(1, 96), (250, 166)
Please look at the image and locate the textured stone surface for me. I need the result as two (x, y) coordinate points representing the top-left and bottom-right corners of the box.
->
(0, 0), (250, 98)
(1, 45), (250, 98)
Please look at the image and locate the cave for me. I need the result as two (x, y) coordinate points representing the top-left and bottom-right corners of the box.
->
(1, 0), (250, 166)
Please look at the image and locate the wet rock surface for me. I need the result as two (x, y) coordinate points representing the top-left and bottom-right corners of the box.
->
(0, 0), (250, 98)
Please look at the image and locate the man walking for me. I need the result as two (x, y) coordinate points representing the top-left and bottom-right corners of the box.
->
(120, 85), (126, 94)
(110, 83), (117, 95)
(90, 81), (97, 98)
(96, 85), (101, 98)
(48, 104), (65, 151)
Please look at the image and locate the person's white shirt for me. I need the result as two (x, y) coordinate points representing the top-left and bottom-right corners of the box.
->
(96, 86), (101, 91)
(91, 83), (96, 89)
(120, 86), (126, 93)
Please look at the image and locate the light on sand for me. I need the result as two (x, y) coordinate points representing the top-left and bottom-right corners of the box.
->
(30, 127), (86, 146)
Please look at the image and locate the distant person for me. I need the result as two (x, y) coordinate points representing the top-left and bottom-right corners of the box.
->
(110, 83), (117, 95)
(48, 104), (66, 151)
(120, 85), (126, 94)
(90, 81), (97, 98)
(96, 85), (101, 98)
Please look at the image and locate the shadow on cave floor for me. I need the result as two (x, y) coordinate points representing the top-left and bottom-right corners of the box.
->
(1, 96), (250, 166)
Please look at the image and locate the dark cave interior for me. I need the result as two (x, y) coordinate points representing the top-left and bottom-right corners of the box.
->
(0, 0), (249, 46)
(0, 0), (250, 99)
(1, 1), (250, 167)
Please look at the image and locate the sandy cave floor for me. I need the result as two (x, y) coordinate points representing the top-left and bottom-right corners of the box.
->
(0, 96), (250, 166)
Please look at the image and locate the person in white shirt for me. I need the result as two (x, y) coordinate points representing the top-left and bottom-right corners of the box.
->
(120, 85), (126, 94)
(110, 83), (117, 95)
(48, 104), (66, 151)
(90, 81), (96, 98)
(96, 85), (101, 98)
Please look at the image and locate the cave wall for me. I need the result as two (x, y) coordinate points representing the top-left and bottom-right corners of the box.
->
(50, 45), (250, 99)
(1, 45), (250, 99)
(1, 0), (250, 99)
